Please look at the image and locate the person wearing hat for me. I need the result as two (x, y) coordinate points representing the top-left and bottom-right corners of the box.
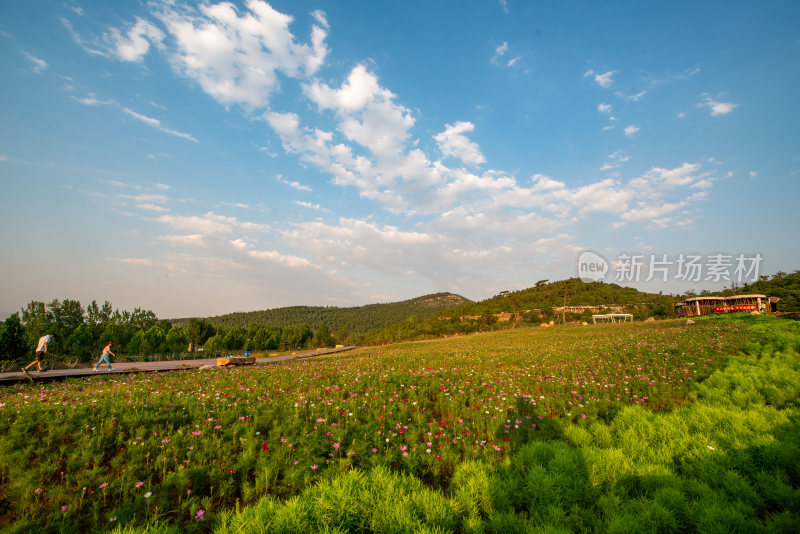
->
(22, 333), (55, 373)
(93, 341), (116, 371)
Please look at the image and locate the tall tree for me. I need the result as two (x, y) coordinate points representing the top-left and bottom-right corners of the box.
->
(49, 299), (85, 350)
(21, 301), (51, 349)
(0, 313), (28, 361)
(165, 326), (189, 354)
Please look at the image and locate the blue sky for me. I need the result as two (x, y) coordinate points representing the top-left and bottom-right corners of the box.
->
(1, 0), (799, 318)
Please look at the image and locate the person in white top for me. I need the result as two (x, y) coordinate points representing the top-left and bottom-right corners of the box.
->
(22, 333), (54, 373)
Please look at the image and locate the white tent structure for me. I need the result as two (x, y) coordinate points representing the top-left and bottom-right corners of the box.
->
(592, 313), (633, 324)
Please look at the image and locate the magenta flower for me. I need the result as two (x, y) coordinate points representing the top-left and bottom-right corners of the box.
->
(311, 464), (318, 470)
(61, 505), (68, 512)
(195, 509), (205, 520)
(136, 481), (144, 488)
(99, 482), (108, 489)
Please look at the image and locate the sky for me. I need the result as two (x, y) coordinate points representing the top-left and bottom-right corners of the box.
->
(1, 1), (799, 319)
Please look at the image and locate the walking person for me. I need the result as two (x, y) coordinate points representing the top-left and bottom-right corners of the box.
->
(93, 342), (115, 371)
(22, 333), (55, 374)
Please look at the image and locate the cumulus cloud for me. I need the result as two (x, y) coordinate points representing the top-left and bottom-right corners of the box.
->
(624, 125), (640, 137)
(156, 0), (329, 109)
(434, 122), (486, 166)
(104, 18), (164, 61)
(698, 94), (738, 116)
(584, 69), (616, 88)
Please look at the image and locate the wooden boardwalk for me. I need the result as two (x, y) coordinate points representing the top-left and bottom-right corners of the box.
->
(0, 346), (357, 386)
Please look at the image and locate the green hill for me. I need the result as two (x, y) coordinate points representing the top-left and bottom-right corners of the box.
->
(360, 278), (677, 344)
(438, 278), (676, 320)
(173, 292), (472, 338)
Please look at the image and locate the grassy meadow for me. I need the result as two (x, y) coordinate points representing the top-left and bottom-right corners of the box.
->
(1, 316), (798, 532)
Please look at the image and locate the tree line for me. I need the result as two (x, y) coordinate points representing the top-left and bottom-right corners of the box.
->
(0, 299), (337, 364)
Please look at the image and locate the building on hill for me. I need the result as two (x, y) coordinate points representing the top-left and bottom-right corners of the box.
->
(674, 294), (777, 318)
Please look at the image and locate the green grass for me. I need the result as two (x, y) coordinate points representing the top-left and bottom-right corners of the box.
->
(1, 317), (798, 532)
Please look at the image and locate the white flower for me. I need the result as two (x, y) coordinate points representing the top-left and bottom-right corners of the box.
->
(144, 492), (152, 499)
(707, 445), (715, 450)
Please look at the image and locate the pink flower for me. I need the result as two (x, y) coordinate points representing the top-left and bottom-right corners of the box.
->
(195, 509), (205, 520)
(61, 505), (68, 512)
(311, 464), (318, 470)
(135, 481), (144, 488)
(372, 448), (378, 453)
(333, 442), (340, 450)
(99, 482), (108, 489)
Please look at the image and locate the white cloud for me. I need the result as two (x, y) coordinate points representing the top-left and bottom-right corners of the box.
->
(600, 150), (630, 171)
(247, 249), (312, 267)
(698, 95), (738, 116)
(156, 1), (329, 109)
(749, 170), (758, 178)
(615, 90), (647, 102)
(22, 51), (48, 73)
(122, 108), (199, 143)
(294, 200), (329, 212)
(598, 103), (612, 114)
(276, 174), (312, 192)
(624, 125), (640, 137)
(156, 213), (235, 236)
(622, 201), (685, 222)
(105, 18), (164, 62)
(587, 69), (616, 88)
(159, 234), (208, 247)
(77, 94), (117, 107)
(107, 257), (153, 266)
(118, 192), (169, 204)
(434, 122), (486, 166)
(137, 203), (170, 212)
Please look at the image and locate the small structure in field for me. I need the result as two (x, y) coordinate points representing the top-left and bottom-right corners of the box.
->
(674, 294), (776, 318)
(216, 356), (256, 367)
(592, 313), (633, 324)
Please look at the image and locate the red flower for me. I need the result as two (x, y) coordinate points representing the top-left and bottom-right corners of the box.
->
(260, 443), (269, 452)
(435, 453), (442, 460)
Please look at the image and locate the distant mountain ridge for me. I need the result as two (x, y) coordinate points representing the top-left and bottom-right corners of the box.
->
(173, 292), (472, 337)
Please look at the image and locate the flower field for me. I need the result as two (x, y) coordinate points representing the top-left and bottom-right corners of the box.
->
(1, 318), (798, 532)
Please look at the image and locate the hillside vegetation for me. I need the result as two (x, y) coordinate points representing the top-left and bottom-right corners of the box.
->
(174, 293), (471, 339)
(361, 278), (677, 344)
